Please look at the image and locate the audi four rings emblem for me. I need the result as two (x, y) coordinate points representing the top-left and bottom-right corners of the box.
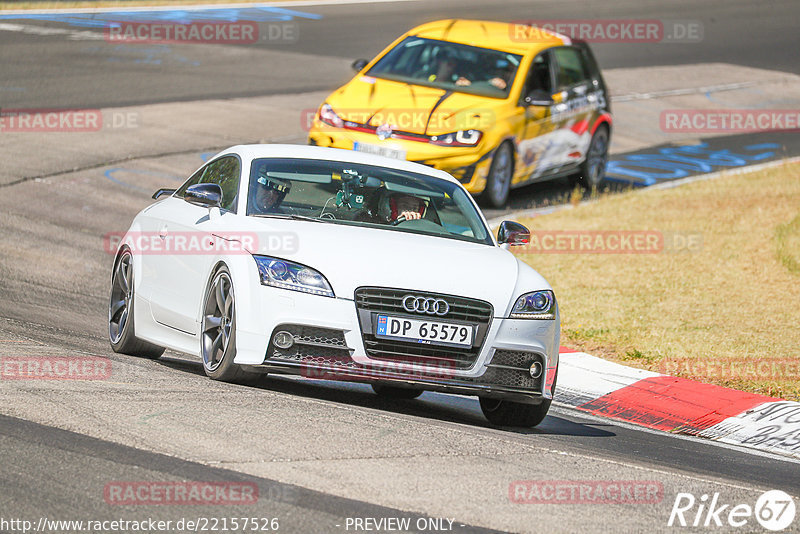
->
(402, 295), (450, 316)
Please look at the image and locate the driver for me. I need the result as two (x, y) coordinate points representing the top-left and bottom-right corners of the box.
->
(253, 171), (291, 214)
(379, 192), (427, 223)
(429, 48), (471, 87)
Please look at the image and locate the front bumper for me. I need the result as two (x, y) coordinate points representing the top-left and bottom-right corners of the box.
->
(234, 283), (560, 402)
(308, 121), (494, 195)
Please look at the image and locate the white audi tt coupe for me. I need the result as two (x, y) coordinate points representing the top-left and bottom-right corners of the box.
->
(109, 144), (560, 427)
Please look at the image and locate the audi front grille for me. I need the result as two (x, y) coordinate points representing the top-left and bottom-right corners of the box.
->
(354, 287), (493, 370)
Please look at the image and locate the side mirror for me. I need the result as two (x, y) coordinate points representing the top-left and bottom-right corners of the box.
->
(524, 89), (555, 107)
(351, 58), (369, 72)
(185, 183), (222, 209)
(152, 188), (176, 200)
(497, 221), (530, 246)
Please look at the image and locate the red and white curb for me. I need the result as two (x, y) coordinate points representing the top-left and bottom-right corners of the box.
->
(557, 348), (800, 460)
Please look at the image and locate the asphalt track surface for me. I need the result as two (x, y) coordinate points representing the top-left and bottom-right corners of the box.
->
(1, 1), (799, 532)
(0, 0), (798, 109)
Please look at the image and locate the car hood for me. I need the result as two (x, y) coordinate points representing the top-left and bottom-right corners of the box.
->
(327, 76), (507, 136)
(235, 217), (545, 315)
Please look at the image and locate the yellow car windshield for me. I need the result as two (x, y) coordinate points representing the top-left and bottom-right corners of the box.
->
(366, 37), (522, 99)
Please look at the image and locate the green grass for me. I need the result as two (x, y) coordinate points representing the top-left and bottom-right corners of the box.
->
(515, 160), (800, 400)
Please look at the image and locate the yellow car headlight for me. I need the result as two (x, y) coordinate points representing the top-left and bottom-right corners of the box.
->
(429, 129), (483, 147)
(318, 103), (344, 128)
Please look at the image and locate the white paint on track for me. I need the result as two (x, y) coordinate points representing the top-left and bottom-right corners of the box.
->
(698, 400), (800, 458)
(556, 351), (660, 407)
(0, 22), (104, 39)
(555, 348), (800, 461)
(552, 403), (800, 469)
(612, 81), (762, 102)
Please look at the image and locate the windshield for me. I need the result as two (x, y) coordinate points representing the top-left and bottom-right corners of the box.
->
(366, 37), (522, 99)
(247, 158), (493, 245)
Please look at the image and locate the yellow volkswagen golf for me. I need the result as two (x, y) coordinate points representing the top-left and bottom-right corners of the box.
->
(308, 19), (612, 207)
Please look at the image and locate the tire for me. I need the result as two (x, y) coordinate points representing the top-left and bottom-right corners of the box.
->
(371, 384), (423, 399)
(480, 142), (514, 208)
(109, 250), (165, 359)
(479, 397), (551, 428)
(200, 266), (246, 382)
(575, 125), (609, 190)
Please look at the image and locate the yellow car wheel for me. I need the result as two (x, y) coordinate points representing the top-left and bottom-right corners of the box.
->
(481, 142), (514, 208)
(576, 125), (609, 191)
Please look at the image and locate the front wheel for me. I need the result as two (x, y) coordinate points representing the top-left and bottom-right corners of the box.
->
(479, 397), (551, 427)
(480, 142), (514, 208)
(109, 250), (164, 359)
(201, 267), (245, 382)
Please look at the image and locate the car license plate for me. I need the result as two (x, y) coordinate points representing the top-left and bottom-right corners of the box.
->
(375, 315), (473, 347)
(354, 142), (407, 160)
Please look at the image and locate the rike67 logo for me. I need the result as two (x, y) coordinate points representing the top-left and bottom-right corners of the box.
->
(668, 490), (796, 531)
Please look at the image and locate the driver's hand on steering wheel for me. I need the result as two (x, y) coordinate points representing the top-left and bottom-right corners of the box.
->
(399, 210), (422, 221)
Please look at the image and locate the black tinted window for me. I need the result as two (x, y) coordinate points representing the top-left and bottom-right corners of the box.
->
(524, 51), (553, 95)
(553, 47), (589, 90)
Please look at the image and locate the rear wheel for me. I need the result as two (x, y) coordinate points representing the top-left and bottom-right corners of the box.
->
(371, 384), (423, 399)
(481, 142), (514, 208)
(108, 250), (164, 359)
(575, 125), (609, 190)
(479, 397), (551, 428)
(201, 267), (246, 382)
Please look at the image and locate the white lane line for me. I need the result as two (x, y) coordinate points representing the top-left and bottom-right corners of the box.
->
(0, 22), (104, 40)
(0, 0), (421, 16)
(611, 81), (764, 102)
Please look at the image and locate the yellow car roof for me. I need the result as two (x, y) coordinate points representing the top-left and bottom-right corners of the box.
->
(409, 19), (569, 55)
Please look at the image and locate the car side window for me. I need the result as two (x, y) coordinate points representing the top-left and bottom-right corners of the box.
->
(174, 167), (205, 198)
(552, 47), (590, 90)
(201, 156), (240, 212)
(521, 51), (554, 100)
(174, 156), (241, 212)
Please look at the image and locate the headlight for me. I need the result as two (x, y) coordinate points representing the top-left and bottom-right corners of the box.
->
(511, 290), (556, 320)
(318, 103), (344, 128)
(429, 129), (483, 147)
(253, 255), (334, 298)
